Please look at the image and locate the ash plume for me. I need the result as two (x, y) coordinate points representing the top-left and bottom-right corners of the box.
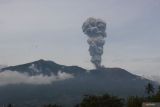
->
(82, 17), (107, 68)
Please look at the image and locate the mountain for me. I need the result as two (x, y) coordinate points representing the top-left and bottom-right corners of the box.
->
(146, 75), (160, 84)
(0, 65), (6, 69)
(0, 59), (158, 107)
(1, 59), (86, 76)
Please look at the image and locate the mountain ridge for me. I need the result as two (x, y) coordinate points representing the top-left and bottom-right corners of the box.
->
(1, 59), (86, 76)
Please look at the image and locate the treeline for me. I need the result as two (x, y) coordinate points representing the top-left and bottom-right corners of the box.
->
(3, 83), (160, 107)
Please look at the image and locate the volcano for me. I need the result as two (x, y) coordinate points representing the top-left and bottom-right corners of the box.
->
(0, 59), (158, 107)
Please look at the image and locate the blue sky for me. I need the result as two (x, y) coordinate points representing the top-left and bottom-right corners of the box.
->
(0, 0), (160, 76)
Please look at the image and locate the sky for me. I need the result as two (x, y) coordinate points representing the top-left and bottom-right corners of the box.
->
(0, 0), (160, 77)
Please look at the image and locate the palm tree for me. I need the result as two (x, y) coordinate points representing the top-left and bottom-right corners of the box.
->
(145, 82), (154, 97)
(158, 86), (160, 93)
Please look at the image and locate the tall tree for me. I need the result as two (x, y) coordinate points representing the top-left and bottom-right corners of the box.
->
(145, 82), (155, 97)
(158, 86), (160, 93)
(7, 104), (13, 107)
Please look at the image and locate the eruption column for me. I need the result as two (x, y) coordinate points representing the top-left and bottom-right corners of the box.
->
(82, 18), (107, 68)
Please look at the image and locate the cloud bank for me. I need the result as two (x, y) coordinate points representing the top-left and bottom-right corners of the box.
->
(146, 75), (160, 84)
(0, 70), (73, 86)
(0, 65), (6, 69)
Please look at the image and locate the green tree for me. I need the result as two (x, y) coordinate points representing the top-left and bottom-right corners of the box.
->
(145, 82), (155, 97)
(75, 94), (124, 107)
(147, 85), (160, 102)
(157, 86), (160, 93)
(126, 96), (144, 107)
(7, 104), (14, 107)
(43, 104), (62, 107)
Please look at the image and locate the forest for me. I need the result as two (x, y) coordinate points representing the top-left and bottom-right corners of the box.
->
(3, 82), (160, 107)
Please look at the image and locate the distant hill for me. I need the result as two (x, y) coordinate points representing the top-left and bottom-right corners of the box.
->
(0, 65), (6, 69)
(0, 59), (158, 107)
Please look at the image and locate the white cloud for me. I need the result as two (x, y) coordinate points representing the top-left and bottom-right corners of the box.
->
(0, 65), (7, 69)
(29, 64), (40, 73)
(145, 75), (160, 84)
(0, 70), (74, 86)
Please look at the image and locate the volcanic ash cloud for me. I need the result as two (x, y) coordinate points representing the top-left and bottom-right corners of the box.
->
(82, 17), (107, 68)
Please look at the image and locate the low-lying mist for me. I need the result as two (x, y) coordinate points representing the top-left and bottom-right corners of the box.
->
(0, 70), (74, 86)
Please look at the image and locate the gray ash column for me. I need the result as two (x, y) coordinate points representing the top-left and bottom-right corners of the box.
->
(82, 17), (107, 69)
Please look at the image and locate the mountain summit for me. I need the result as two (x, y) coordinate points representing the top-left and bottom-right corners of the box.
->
(1, 59), (86, 76)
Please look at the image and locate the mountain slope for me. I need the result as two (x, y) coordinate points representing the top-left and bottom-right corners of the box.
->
(0, 59), (158, 107)
(1, 59), (86, 76)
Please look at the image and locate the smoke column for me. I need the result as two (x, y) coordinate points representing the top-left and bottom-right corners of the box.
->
(82, 17), (107, 68)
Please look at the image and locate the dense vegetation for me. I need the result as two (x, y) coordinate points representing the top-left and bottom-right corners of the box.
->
(74, 94), (124, 107)
(3, 83), (160, 107)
